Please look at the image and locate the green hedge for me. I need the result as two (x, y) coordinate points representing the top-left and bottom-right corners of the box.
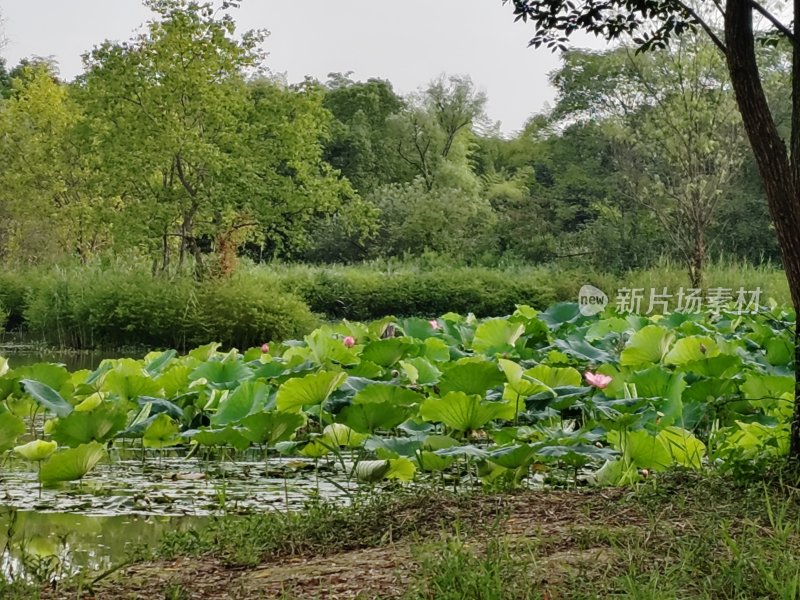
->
(274, 267), (562, 321)
(11, 268), (317, 350)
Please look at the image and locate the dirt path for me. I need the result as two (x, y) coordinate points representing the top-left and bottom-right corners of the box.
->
(44, 488), (646, 600)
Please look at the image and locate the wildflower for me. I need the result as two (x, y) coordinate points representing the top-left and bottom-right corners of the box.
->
(261, 343), (270, 353)
(343, 336), (356, 348)
(584, 371), (613, 389)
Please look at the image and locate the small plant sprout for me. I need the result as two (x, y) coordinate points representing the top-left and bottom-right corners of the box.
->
(585, 371), (613, 389)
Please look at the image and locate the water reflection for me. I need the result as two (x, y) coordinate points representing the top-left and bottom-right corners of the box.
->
(0, 509), (206, 582)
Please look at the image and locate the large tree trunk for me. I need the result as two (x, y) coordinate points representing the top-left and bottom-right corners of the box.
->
(725, 0), (800, 457)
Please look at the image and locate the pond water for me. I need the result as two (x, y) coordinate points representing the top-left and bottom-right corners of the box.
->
(0, 333), (129, 372)
(0, 454), (356, 583)
(1, 510), (207, 583)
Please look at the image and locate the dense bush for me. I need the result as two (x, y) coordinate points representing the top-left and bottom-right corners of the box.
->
(0, 260), (790, 348)
(0, 270), (32, 330)
(270, 265), (568, 320)
(18, 267), (317, 349)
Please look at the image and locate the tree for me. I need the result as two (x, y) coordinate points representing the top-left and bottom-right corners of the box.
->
(0, 62), (110, 263)
(322, 73), (407, 195)
(78, 0), (350, 274)
(503, 0), (800, 456)
(390, 75), (487, 192)
(551, 37), (748, 286)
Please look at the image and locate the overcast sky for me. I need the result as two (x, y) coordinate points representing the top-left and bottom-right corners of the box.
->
(0, 0), (606, 135)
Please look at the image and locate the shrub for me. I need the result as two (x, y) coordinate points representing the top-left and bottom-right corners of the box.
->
(192, 276), (319, 348)
(22, 267), (318, 350)
(0, 270), (33, 330)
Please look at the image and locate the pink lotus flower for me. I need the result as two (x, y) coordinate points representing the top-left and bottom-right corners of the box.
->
(261, 343), (270, 354)
(429, 319), (441, 330)
(584, 371), (613, 389)
(343, 336), (356, 348)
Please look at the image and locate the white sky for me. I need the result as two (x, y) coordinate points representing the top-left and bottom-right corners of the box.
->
(0, 0), (607, 135)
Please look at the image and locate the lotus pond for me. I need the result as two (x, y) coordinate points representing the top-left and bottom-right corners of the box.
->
(0, 302), (795, 582)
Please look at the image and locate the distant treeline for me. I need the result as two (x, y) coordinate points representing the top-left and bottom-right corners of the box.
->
(0, 1), (786, 285)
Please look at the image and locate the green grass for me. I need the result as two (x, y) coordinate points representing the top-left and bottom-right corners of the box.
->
(58, 470), (799, 599)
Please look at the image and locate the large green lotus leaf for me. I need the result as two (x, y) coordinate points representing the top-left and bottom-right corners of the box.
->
(424, 338), (452, 363)
(338, 402), (410, 434)
(16, 364), (71, 394)
(416, 451), (455, 472)
(50, 402), (130, 447)
(487, 444), (535, 469)
(0, 373), (16, 402)
(14, 439), (57, 461)
(188, 343), (221, 362)
(716, 421), (789, 456)
(585, 318), (633, 341)
(471, 319), (525, 354)
(137, 397), (184, 421)
(499, 360), (553, 401)
(364, 435), (424, 458)
(347, 360), (384, 379)
(190, 360), (253, 390)
(39, 442), (106, 483)
(593, 459), (640, 486)
(509, 307), (550, 341)
(681, 354), (742, 378)
(611, 427), (705, 470)
(524, 365), (582, 388)
(0, 412), (26, 452)
(143, 350), (177, 377)
(116, 414), (159, 439)
(360, 338), (417, 367)
(399, 358), (442, 385)
(765, 337), (793, 367)
(421, 392), (513, 431)
(353, 384), (423, 407)
(741, 373), (794, 401)
(553, 336), (615, 363)
(189, 427), (251, 451)
(664, 336), (719, 365)
(439, 361), (505, 396)
(239, 411), (305, 445)
(154, 365), (192, 398)
(21, 379), (74, 417)
(142, 414), (182, 449)
(212, 380), (271, 426)
(434, 444), (490, 460)
(321, 423), (366, 448)
(399, 318), (439, 340)
(620, 325), (674, 366)
(534, 443), (618, 464)
(627, 367), (686, 426)
(276, 371), (347, 412)
(423, 434), (460, 451)
(305, 330), (360, 366)
(538, 303), (583, 329)
(102, 368), (161, 402)
(355, 458), (416, 482)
